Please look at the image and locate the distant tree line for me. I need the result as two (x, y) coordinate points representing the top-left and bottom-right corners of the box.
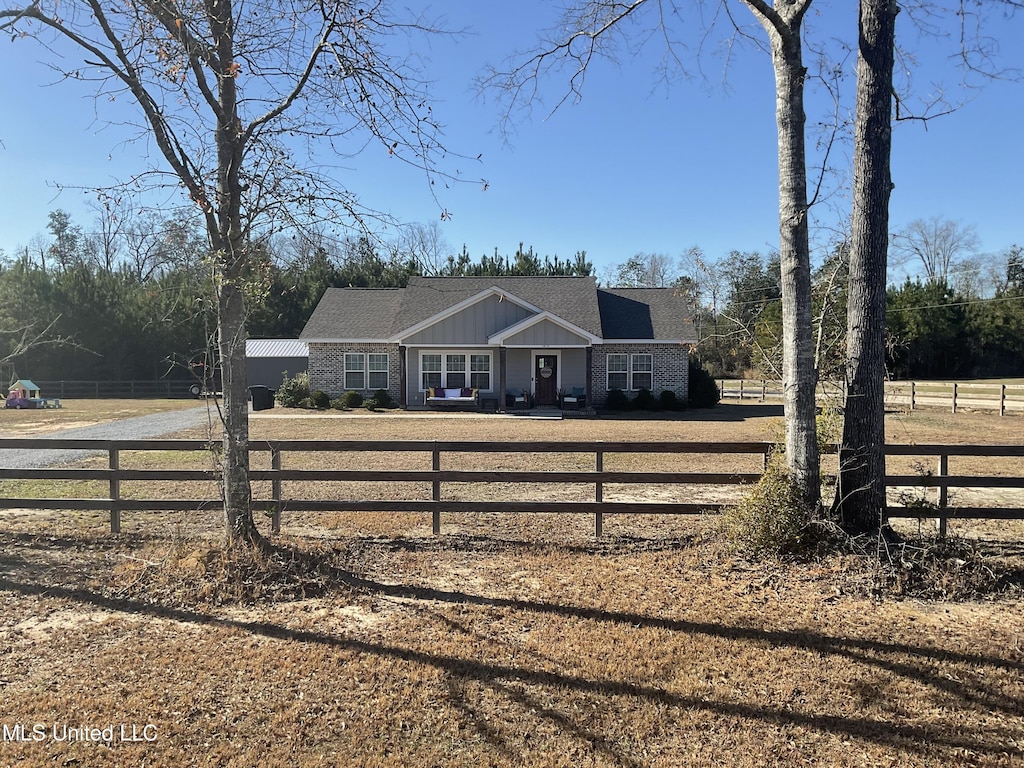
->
(603, 235), (1023, 383)
(1, 209), (1018, 384)
(0, 209), (593, 382)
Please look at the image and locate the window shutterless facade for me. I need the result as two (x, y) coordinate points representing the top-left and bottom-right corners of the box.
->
(631, 353), (653, 391)
(607, 353), (628, 390)
(420, 351), (492, 391)
(422, 353), (442, 390)
(445, 354), (467, 388)
(344, 352), (389, 390)
(470, 354), (491, 390)
(606, 352), (654, 391)
(368, 353), (389, 390)
(344, 353), (365, 390)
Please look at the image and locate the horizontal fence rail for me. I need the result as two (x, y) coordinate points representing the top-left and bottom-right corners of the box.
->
(0, 439), (772, 537)
(29, 380), (196, 399)
(1, 439), (1022, 538)
(717, 379), (1024, 416)
(882, 444), (1024, 536)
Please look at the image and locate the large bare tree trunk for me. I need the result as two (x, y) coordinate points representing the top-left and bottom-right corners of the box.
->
(748, 0), (821, 512)
(835, 0), (897, 533)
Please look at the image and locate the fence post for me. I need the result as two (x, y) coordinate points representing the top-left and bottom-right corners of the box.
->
(109, 447), (121, 534)
(1000, 384), (1006, 417)
(761, 380), (767, 401)
(271, 447), (282, 534)
(951, 382), (957, 414)
(910, 381), (916, 411)
(937, 452), (948, 538)
(595, 450), (604, 539)
(739, 379), (745, 400)
(432, 442), (441, 535)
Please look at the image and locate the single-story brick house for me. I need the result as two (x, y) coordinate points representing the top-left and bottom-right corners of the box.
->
(300, 276), (697, 409)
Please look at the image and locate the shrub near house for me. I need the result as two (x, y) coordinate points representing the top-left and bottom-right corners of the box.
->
(300, 276), (697, 409)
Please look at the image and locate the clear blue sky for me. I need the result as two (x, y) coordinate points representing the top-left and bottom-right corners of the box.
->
(1, 0), (1021, 278)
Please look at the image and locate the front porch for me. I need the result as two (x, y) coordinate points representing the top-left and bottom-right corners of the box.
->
(403, 344), (594, 413)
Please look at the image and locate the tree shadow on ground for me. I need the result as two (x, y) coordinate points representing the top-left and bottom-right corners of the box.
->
(0, 548), (1021, 764)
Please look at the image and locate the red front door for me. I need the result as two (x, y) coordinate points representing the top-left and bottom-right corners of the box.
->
(534, 355), (558, 406)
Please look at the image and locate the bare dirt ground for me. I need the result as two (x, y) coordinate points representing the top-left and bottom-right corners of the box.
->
(0, 403), (1022, 767)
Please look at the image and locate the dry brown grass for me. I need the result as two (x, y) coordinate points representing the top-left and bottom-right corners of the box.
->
(1, 404), (1023, 767)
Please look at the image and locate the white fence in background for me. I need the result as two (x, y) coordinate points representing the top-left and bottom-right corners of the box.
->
(717, 379), (1024, 416)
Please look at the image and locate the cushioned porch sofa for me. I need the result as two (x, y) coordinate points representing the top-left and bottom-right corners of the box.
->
(425, 387), (480, 409)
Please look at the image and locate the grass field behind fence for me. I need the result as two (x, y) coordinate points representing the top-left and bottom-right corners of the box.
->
(1, 402), (1022, 767)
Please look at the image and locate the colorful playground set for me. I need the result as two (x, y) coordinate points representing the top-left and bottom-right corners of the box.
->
(4, 379), (62, 409)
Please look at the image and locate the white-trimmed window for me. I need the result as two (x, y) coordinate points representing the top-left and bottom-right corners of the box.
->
(470, 354), (491, 390)
(445, 354), (467, 388)
(345, 352), (389, 390)
(607, 354), (628, 390)
(606, 352), (654, 391)
(631, 354), (653, 391)
(368, 353), (389, 390)
(420, 351), (492, 391)
(422, 354), (442, 390)
(344, 353), (365, 390)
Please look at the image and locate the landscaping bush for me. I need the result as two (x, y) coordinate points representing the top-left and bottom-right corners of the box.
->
(310, 389), (331, 409)
(687, 358), (720, 408)
(372, 389), (393, 408)
(719, 453), (809, 560)
(659, 389), (682, 411)
(605, 388), (631, 411)
(329, 399), (346, 410)
(275, 372), (310, 408)
(340, 390), (364, 408)
(632, 387), (658, 411)
(297, 397), (313, 409)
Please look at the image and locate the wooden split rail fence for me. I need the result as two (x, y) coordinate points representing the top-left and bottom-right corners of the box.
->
(0, 439), (772, 538)
(1, 439), (1022, 537)
(718, 379), (1024, 416)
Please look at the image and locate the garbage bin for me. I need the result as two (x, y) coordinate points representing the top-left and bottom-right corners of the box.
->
(249, 385), (275, 411)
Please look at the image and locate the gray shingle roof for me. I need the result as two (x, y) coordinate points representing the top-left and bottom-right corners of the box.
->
(398, 276), (603, 336)
(300, 277), (695, 342)
(301, 287), (404, 340)
(598, 288), (695, 340)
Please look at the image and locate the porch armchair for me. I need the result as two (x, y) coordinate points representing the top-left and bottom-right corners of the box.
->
(560, 387), (587, 410)
(506, 388), (530, 410)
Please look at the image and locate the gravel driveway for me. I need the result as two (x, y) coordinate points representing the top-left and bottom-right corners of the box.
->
(0, 406), (217, 469)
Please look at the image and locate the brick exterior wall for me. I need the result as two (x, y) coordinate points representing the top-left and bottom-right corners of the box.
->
(590, 343), (690, 407)
(308, 342), (402, 402)
(310, 341), (690, 409)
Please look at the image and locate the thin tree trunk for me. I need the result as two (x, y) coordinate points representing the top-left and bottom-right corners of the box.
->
(759, 6), (821, 512)
(212, 0), (261, 546)
(835, 0), (897, 533)
(218, 279), (261, 545)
